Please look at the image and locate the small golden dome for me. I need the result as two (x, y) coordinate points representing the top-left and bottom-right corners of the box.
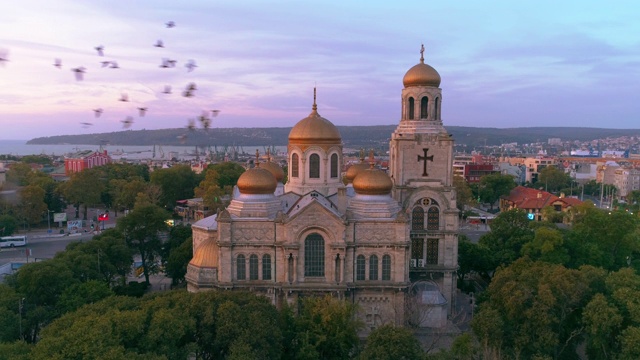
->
(345, 163), (369, 183)
(260, 161), (284, 183)
(190, 240), (218, 268)
(237, 166), (277, 194)
(403, 62), (441, 88)
(353, 168), (393, 195)
(289, 89), (341, 145)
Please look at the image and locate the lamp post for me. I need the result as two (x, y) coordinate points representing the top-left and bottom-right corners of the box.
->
(600, 165), (607, 208)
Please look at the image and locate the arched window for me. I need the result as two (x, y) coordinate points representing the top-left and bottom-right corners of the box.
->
(330, 153), (338, 178)
(356, 255), (366, 281)
(335, 254), (341, 283)
(304, 233), (324, 277)
(427, 239), (439, 265)
(262, 254), (271, 280)
(309, 154), (320, 178)
(420, 97), (428, 119)
(427, 206), (440, 230)
(369, 255), (378, 281)
(412, 206), (424, 230)
(382, 255), (391, 280)
(287, 254), (294, 283)
(408, 97), (415, 120)
(236, 254), (246, 280)
(434, 97), (440, 120)
(291, 153), (299, 178)
(249, 254), (259, 280)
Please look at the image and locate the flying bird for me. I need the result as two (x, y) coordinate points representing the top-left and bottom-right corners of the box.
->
(95, 45), (104, 56)
(166, 21), (175, 28)
(162, 85), (172, 94)
(211, 109), (221, 117)
(93, 108), (103, 117)
(119, 93), (129, 102)
(71, 66), (86, 80)
(53, 58), (62, 69)
(160, 58), (176, 68)
(80, 122), (93, 127)
(137, 107), (148, 117)
(121, 116), (134, 128)
(109, 61), (119, 69)
(154, 40), (164, 48)
(187, 119), (196, 131)
(183, 83), (197, 98)
(199, 111), (211, 130)
(185, 59), (197, 72)
(101, 60), (111, 68)
(0, 48), (8, 66)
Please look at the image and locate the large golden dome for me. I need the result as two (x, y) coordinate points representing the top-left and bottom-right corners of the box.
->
(190, 240), (218, 268)
(403, 47), (441, 88)
(289, 91), (341, 145)
(237, 166), (277, 194)
(353, 168), (393, 195)
(260, 161), (285, 183)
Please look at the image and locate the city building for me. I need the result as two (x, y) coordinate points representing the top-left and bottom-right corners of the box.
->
(64, 149), (111, 175)
(186, 49), (459, 331)
(500, 186), (582, 222)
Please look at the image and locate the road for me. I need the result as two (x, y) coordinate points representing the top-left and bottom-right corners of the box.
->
(0, 233), (94, 265)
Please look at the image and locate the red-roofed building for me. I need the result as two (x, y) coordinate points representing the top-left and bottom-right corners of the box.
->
(500, 186), (583, 222)
(64, 150), (111, 175)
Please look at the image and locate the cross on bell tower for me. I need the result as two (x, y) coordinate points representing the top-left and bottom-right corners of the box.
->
(417, 148), (434, 176)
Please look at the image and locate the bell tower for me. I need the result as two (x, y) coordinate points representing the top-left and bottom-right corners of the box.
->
(389, 45), (458, 315)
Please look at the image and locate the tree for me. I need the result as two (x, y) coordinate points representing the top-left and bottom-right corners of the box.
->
(478, 173), (515, 210)
(194, 168), (226, 212)
(59, 168), (105, 220)
(294, 295), (362, 359)
(0, 214), (18, 236)
(207, 161), (245, 189)
(117, 203), (170, 284)
(17, 185), (48, 228)
(150, 164), (200, 209)
(453, 175), (476, 215)
(537, 166), (571, 192)
(472, 259), (596, 359)
(360, 324), (424, 360)
(478, 209), (534, 270)
(6, 163), (34, 187)
(165, 237), (192, 286)
(521, 226), (570, 265)
(458, 235), (494, 283)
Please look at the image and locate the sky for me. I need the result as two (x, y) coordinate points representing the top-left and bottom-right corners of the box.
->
(0, 0), (639, 140)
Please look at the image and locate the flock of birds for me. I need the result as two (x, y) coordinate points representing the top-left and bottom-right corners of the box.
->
(1, 20), (220, 144)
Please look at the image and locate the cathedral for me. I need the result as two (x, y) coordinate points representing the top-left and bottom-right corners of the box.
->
(186, 48), (459, 330)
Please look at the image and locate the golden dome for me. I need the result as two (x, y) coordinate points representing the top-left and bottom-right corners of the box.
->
(403, 46), (440, 88)
(190, 240), (218, 268)
(260, 161), (285, 183)
(353, 168), (393, 195)
(288, 89), (341, 145)
(345, 163), (369, 183)
(237, 166), (277, 194)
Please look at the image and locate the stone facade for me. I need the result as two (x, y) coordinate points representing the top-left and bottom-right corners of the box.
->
(186, 50), (458, 332)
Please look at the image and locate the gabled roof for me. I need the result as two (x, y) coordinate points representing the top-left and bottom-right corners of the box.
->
(502, 186), (558, 210)
(287, 191), (342, 218)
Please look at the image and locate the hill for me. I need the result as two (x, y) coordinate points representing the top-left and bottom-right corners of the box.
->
(27, 126), (640, 149)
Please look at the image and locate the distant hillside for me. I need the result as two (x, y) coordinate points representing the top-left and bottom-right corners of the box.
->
(27, 126), (640, 148)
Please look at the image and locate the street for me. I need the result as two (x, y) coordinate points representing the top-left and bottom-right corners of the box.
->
(0, 233), (94, 265)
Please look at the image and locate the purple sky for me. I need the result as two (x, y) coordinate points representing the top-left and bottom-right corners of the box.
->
(0, 0), (638, 140)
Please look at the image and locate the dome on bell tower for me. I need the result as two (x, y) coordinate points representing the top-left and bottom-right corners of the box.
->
(237, 165), (277, 195)
(403, 44), (441, 88)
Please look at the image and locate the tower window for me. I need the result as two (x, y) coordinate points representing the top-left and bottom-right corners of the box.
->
(309, 153), (320, 178)
(291, 153), (299, 178)
(236, 254), (246, 280)
(249, 254), (259, 280)
(330, 153), (338, 178)
(427, 206), (440, 230)
(382, 255), (391, 280)
(427, 238), (439, 265)
(369, 255), (378, 280)
(412, 206), (424, 230)
(304, 233), (325, 277)
(408, 97), (415, 120)
(420, 97), (428, 119)
(356, 255), (365, 281)
(262, 254), (271, 280)
(435, 97), (440, 120)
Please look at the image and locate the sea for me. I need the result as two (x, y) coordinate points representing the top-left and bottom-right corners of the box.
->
(0, 140), (289, 161)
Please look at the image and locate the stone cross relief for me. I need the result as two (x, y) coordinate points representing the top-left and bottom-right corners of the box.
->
(417, 148), (434, 176)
